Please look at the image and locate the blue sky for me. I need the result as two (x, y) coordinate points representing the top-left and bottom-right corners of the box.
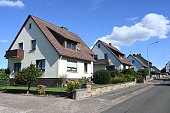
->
(0, 0), (170, 69)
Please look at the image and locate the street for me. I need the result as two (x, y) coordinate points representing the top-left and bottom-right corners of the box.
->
(103, 79), (170, 113)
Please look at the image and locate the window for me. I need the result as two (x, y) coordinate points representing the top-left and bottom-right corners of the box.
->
(94, 55), (98, 60)
(84, 63), (88, 73)
(67, 42), (71, 49)
(132, 60), (135, 64)
(29, 23), (32, 29)
(66, 42), (76, 50)
(98, 44), (100, 48)
(72, 44), (76, 50)
(104, 54), (108, 59)
(14, 63), (21, 72)
(36, 59), (45, 71)
(18, 42), (23, 50)
(67, 60), (77, 72)
(31, 40), (36, 50)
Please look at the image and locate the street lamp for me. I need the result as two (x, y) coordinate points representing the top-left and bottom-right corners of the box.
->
(147, 41), (159, 78)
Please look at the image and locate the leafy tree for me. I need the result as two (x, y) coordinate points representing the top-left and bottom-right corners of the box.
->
(15, 64), (42, 94)
(122, 68), (137, 76)
(0, 69), (9, 86)
(137, 69), (149, 79)
(150, 71), (158, 75)
(161, 67), (166, 73)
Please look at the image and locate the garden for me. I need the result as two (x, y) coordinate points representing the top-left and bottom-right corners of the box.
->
(0, 64), (159, 98)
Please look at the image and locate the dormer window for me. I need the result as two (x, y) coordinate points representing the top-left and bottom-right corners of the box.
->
(66, 41), (76, 50)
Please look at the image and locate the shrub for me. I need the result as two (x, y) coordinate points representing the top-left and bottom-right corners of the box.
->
(111, 76), (126, 84)
(110, 70), (122, 77)
(37, 85), (46, 95)
(135, 75), (144, 83)
(123, 74), (134, 82)
(66, 81), (81, 93)
(137, 69), (149, 79)
(79, 76), (91, 84)
(122, 69), (137, 76)
(59, 74), (68, 87)
(0, 69), (9, 86)
(92, 70), (111, 84)
(15, 64), (42, 94)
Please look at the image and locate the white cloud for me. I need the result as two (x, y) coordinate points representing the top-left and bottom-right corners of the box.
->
(0, 40), (8, 43)
(127, 17), (138, 21)
(98, 13), (170, 46)
(0, 0), (24, 7)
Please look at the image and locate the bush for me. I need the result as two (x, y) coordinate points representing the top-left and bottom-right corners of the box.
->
(58, 74), (68, 87)
(79, 76), (91, 84)
(111, 76), (127, 84)
(110, 70), (122, 77)
(0, 69), (9, 86)
(135, 75), (144, 83)
(92, 70), (111, 84)
(123, 74), (134, 82)
(122, 69), (137, 76)
(37, 85), (46, 95)
(66, 81), (81, 93)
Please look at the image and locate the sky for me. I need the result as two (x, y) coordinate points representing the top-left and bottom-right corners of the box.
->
(0, 0), (170, 69)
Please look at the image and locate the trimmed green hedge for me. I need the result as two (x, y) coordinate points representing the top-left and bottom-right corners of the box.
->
(92, 70), (111, 84)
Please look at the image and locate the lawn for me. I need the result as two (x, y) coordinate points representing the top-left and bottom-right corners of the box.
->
(0, 86), (67, 91)
(0, 84), (111, 91)
(92, 84), (111, 88)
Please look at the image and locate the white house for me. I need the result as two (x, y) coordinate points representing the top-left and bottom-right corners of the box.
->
(92, 40), (131, 72)
(128, 54), (152, 71)
(166, 61), (170, 73)
(4, 15), (95, 87)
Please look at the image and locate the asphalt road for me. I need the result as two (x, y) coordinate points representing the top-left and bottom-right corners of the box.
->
(102, 79), (170, 113)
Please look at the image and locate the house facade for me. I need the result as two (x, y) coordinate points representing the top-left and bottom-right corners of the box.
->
(92, 40), (131, 72)
(5, 15), (95, 86)
(166, 61), (170, 73)
(128, 54), (152, 71)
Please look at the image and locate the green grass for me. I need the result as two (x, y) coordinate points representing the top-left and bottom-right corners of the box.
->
(0, 86), (67, 91)
(92, 84), (111, 88)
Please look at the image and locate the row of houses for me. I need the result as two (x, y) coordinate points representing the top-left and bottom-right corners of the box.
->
(4, 15), (160, 86)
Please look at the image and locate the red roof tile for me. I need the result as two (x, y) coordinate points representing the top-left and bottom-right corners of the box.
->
(8, 15), (95, 62)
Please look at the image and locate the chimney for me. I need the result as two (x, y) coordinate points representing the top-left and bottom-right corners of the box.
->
(109, 43), (112, 46)
(60, 26), (68, 30)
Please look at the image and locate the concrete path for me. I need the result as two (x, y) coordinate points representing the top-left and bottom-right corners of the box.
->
(0, 83), (153, 113)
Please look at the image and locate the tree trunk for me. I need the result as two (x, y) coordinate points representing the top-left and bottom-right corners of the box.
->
(27, 84), (31, 94)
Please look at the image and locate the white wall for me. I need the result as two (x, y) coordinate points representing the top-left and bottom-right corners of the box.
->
(128, 55), (144, 71)
(93, 64), (106, 72)
(9, 17), (59, 78)
(92, 41), (122, 70)
(58, 57), (93, 78)
(166, 61), (170, 73)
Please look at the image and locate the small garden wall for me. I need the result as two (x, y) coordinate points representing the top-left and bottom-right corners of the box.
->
(73, 81), (136, 100)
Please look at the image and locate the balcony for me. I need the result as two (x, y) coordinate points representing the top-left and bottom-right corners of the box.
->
(5, 49), (24, 59)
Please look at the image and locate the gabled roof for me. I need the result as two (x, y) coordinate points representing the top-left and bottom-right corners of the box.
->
(152, 66), (160, 72)
(8, 15), (95, 62)
(97, 40), (131, 66)
(129, 54), (151, 68)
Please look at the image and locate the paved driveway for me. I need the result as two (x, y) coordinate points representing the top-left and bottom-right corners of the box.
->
(0, 83), (152, 113)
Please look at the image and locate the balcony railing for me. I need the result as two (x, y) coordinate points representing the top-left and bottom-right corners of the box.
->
(5, 49), (24, 59)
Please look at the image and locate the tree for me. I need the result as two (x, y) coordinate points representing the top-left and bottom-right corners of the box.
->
(15, 64), (42, 94)
(161, 67), (166, 73)
(122, 68), (137, 76)
(137, 69), (149, 80)
(0, 69), (9, 86)
(150, 71), (158, 75)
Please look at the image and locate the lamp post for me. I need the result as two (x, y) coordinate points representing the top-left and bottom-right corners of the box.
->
(147, 41), (159, 78)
